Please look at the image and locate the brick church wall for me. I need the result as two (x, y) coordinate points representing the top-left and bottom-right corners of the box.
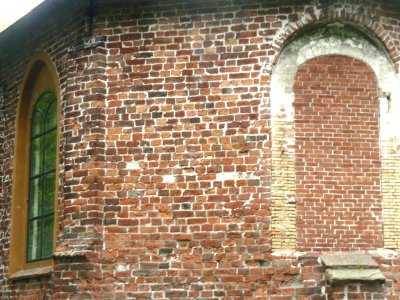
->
(0, 0), (400, 299)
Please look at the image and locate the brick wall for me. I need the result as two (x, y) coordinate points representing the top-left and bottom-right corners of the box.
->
(294, 55), (382, 251)
(0, 0), (400, 299)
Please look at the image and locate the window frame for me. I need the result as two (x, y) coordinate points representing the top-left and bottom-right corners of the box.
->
(9, 52), (60, 274)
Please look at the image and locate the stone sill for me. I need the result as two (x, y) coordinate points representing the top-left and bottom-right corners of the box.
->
(326, 269), (385, 285)
(320, 253), (385, 285)
(53, 250), (90, 258)
(271, 249), (399, 260)
(10, 266), (53, 281)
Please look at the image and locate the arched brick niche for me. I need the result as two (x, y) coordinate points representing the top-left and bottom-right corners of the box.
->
(294, 55), (382, 251)
(271, 22), (400, 251)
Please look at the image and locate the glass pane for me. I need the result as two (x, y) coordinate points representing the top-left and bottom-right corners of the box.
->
(45, 99), (57, 130)
(32, 110), (44, 136)
(29, 178), (41, 218)
(35, 96), (46, 112)
(26, 91), (57, 262)
(36, 93), (52, 113)
(43, 172), (56, 214)
(44, 130), (56, 172)
(41, 216), (54, 259)
(30, 137), (43, 176)
(27, 219), (41, 261)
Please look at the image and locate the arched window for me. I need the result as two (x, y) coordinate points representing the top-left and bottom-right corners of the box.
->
(9, 52), (60, 275)
(27, 92), (57, 262)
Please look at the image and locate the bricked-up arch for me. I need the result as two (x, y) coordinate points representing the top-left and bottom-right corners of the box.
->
(271, 22), (400, 251)
(294, 55), (382, 251)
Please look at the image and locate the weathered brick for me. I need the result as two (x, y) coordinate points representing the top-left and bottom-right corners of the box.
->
(0, 1), (400, 299)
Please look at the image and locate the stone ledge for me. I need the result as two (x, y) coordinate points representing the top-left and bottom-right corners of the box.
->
(326, 269), (385, 285)
(10, 266), (53, 281)
(320, 253), (379, 269)
(53, 250), (90, 258)
(53, 250), (92, 263)
(320, 253), (385, 285)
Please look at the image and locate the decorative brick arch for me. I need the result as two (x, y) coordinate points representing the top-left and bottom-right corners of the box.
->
(269, 5), (400, 70)
(270, 21), (400, 251)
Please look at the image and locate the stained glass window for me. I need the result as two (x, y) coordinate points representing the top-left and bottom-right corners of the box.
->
(27, 91), (57, 261)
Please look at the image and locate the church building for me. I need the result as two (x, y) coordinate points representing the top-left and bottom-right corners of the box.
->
(0, 0), (400, 298)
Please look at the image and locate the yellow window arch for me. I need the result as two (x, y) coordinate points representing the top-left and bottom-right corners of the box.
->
(10, 52), (60, 274)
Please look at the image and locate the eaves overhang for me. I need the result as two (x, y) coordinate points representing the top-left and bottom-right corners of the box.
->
(0, 0), (86, 60)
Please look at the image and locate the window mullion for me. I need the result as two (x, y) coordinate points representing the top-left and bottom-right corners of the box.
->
(39, 125), (47, 259)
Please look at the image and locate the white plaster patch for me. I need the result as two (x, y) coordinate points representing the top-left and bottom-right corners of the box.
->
(286, 195), (296, 204)
(380, 72), (400, 140)
(217, 172), (240, 181)
(116, 264), (130, 272)
(271, 250), (306, 258)
(126, 161), (141, 170)
(271, 250), (296, 257)
(216, 172), (259, 181)
(162, 175), (176, 183)
(380, 96), (390, 114)
(369, 249), (399, 259)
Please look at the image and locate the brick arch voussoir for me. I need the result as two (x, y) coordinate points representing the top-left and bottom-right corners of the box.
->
(271, 11), (400, 70)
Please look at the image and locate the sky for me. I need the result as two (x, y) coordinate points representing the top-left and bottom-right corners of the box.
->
(0, 0), (45, 32)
